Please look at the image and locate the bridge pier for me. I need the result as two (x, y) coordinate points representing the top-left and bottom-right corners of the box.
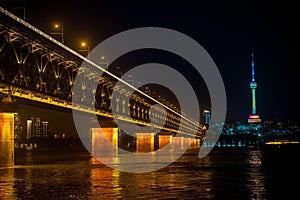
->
(190, 138), (201, 148)
(183, 137), (192, 149)
(173, 137), (184, 150)
(91, 128), (119, 164)
(158, 135), (173, 150)
(0, 113), (15, 167)
(136, 133), (155, 153)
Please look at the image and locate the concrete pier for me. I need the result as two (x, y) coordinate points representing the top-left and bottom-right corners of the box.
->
(136, 133), (155, 153)
(91, 128), (119, 163)
(173, 137), (184, 150)
(158, 135), (173, 150)
(0, 113), (15, 167)
(190, 138), (201, 148)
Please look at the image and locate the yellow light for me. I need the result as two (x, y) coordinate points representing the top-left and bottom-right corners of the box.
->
(158, 135), (173, 149)
(265, 141), (299, 145)
(91, 128), (119, 162)
(101, 56), (105, 60)
(54, 24), (59, 28)
(136, 133), (155, 153)
(0, 113), (15, 167)
(81, 42), (86, 47)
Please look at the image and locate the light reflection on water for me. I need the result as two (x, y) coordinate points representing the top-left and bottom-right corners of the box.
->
(246, 150), (266, 200)
(0, 167), (14, 199)
(0, 146), (298, 199)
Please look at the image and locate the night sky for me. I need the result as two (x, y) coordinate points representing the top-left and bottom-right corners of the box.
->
(1, 1), (299, 133)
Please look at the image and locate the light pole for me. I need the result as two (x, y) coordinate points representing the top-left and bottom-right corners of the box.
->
(100, 56), (108, 70)
(79, 42), (90, 58)
(116, 66), (122, 77)
(137, 81), (143, 91)
(144, 86), (151, 95)
(51, 23), (64, 43)
(126, 74), (134, 87)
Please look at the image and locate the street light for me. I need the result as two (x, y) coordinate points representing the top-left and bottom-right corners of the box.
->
(51, 23), (64, 43)
(100, 56), (108, 70)
(116, 66), (123, 77)
(144, 86), (151, 95)
(137, 81), (144, 91)
(79, 41), (90, 58)
(126, 74), (134, 87)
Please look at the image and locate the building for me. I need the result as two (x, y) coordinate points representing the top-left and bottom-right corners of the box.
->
(203, 110), (211, 125)
(41, 121), (49, 138)
(14, 113), (22, 139)
(26, 117), (49, 138)
(33, 117), (41, 137)
(26, 119), (33, 139)
(248, 53), (261, 123)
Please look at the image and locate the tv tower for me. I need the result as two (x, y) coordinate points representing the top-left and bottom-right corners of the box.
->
(248, 53), (261, 123)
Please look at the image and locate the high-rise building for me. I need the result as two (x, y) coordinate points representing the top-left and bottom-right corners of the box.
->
(41, 121), (48, 137)
(33, 118), (41, 137)
(27, 117), (49, 138)
(248, 53), (261, 123)
(26, 119), (32, 139)
(203, 110), (211, 125)
(14, 113), (22, 139)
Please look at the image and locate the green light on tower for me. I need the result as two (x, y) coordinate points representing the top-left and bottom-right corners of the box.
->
(248, 53), (261, 123)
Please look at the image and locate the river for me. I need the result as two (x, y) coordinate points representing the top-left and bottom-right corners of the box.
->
(0, 145), (298, 199)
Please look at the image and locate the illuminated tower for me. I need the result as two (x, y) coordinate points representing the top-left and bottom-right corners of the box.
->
(248, 53), (261, 123)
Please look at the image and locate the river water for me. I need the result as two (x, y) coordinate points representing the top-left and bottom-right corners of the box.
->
(0, 145), (298, 199)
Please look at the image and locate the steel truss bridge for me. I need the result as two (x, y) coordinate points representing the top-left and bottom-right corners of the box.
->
(0, 7), (203, 138)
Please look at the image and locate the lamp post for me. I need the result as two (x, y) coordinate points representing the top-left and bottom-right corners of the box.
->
(116, 66), (122, 77)
(79, 42), (90, 58)
(100, 56), (108, 70)
(137, 81), (143, 91)
(51, 23), (64, 43)
(144, 86), (151, 95)
(127, 74), (134, 87)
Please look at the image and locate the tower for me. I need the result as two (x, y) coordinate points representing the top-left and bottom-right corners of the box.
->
(248, 53), (261, 123)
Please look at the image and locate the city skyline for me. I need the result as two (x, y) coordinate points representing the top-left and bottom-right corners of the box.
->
(1, 0), (299, 122)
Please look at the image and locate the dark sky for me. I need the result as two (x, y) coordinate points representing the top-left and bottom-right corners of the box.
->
(1, 0), (299, 130)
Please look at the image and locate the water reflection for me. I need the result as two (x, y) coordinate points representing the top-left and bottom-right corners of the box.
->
(11, 163), (92, 199)
(0, 168), (15, 199)
(90, 157), (121, 198)
(92, 150), (216, 199)
(246, 149), (266, 200)
(0, 147), (293, 199)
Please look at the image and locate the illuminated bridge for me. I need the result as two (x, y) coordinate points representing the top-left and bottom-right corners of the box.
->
(0, 7), (203, 167)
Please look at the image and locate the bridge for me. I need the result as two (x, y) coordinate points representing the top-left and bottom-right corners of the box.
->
(0, 7), (204, 167)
